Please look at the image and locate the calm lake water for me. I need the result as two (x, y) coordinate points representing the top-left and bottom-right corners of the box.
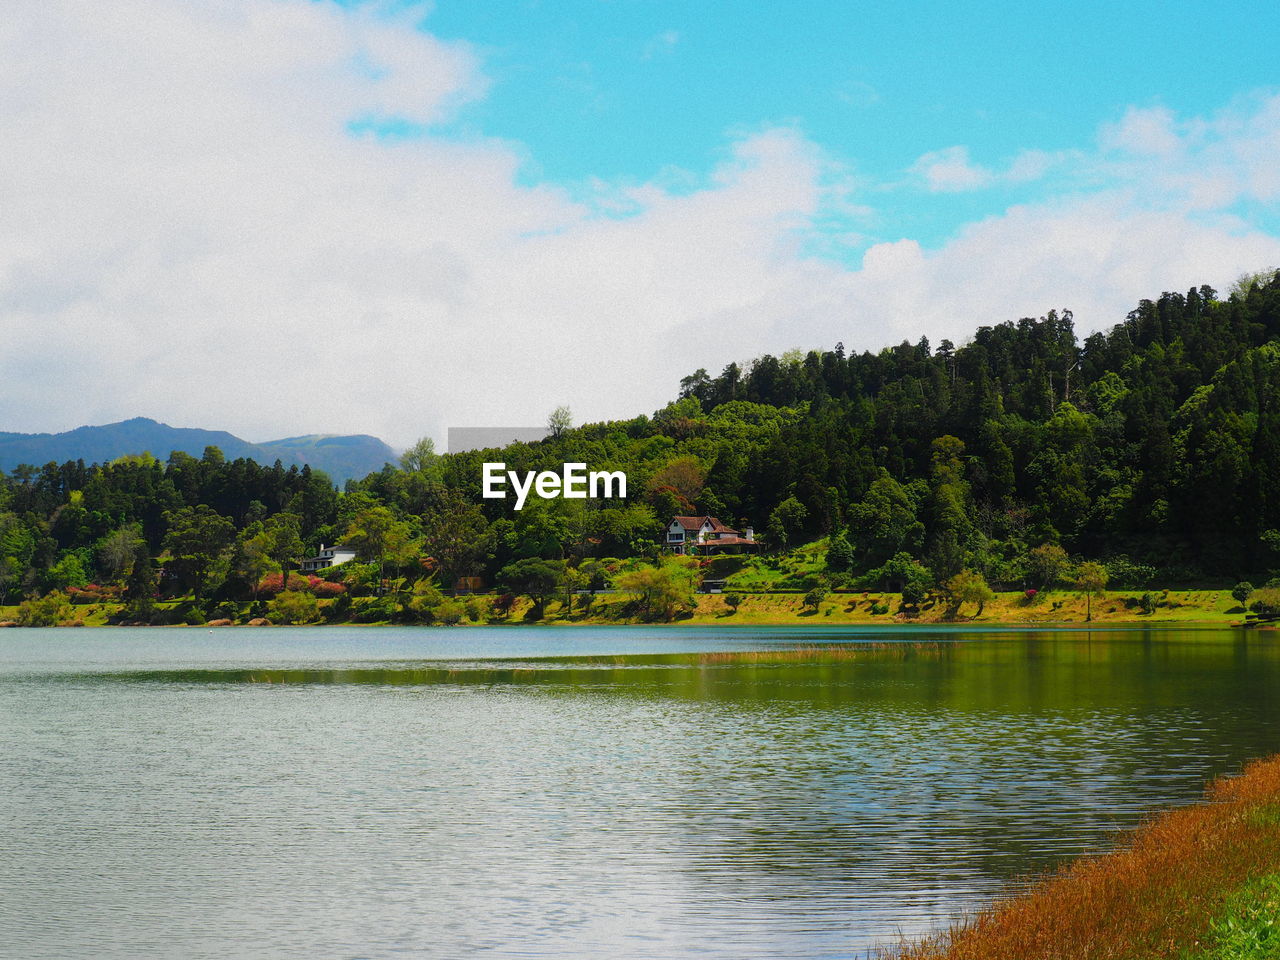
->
(2, 625), (1279, 959)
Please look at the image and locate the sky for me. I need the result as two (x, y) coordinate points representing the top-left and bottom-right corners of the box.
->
(3, 0), (1280, 450)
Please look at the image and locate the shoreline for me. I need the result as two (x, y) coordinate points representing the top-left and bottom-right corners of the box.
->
(884, 752), (1280, 960)
(2, 588), (1269, 630)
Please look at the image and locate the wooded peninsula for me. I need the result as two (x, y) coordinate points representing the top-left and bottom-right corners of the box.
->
(3, 271), (1280, 628)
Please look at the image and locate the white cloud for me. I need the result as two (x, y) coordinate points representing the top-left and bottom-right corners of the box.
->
(2, 1), (1279, 452)
(1100, 105), (1183, 157)
(909, 145), (994, 193)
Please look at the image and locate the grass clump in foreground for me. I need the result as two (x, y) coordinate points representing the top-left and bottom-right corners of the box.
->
(887, 754), (1280, 960)
(1191, 872), (1280, 959)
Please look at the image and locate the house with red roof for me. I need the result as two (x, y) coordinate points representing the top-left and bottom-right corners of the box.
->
(666, 516), (758, 554)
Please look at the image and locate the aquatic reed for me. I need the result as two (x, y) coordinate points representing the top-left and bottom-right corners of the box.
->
(887, 754), (1280, 960)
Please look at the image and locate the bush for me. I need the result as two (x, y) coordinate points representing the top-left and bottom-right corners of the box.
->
(615, 561), (696, 622)
(17, 591), (73, 627)
(463, 597), (487, 622)
(323, 591), (352, 623)
(267, 590), (320, 624)
(1139, 592), (1157, 615)
(1233, 582), (1255, 606)
(351, 596), (397, 623)
(433, 599), (466, 625)
(256, 572), (310, 598)
(802, 586), (828, 613)
(900, 578), (929, 608)
(312, 580), (346, 599)
(724, 592), (743, 613)
(1250, 588), (1280, 618)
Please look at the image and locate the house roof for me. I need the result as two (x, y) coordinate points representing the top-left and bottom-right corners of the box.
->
(671, 515), (738, 534)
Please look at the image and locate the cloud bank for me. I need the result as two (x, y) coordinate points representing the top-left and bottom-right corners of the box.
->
(2, 0), (1279, 449)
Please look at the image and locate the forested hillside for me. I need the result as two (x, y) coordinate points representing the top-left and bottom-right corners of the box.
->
(2, 271), (1279, 621)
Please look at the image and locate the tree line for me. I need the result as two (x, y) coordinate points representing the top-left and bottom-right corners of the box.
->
(2, 270), (1279, 623)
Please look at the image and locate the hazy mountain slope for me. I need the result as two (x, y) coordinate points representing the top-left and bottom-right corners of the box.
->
(0, 417), (395, 484)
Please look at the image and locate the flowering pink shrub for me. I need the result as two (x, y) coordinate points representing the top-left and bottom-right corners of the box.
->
(1024, 588), (1039, 603)
(68, 584), (122, 604)
(312, 581), (346, 598)
(257, 573), (311, 597)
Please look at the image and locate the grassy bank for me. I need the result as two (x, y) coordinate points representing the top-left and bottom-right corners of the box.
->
(884, 754), (1280, 960)
(0, 588), (1261, 628)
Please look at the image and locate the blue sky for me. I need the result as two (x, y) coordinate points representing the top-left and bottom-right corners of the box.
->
(3, 0), (1280, 446)
(415, 0), (1280, 249)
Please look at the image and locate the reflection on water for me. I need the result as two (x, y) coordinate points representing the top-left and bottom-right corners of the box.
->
(1, 627), (1278, 959)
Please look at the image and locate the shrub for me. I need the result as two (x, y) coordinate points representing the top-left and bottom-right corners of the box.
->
(463, 597), (487, 622)
(802, 586), (828, 613)
(256, 572), (310, 598)
(1250, 587), (1280, 618)
(723, 592), (743, 613)
(351, 596), (397, 623)
(267, 590), (320, 624)
(17, 591), (73, 627)
(433, 599), (466, 625)
(901, 578), (929, 608)
(1139, 592), (1157, 615)
(312, 581), (346, 598)
(1233, 581), (1255, 605)
(615, 561), (697, 622)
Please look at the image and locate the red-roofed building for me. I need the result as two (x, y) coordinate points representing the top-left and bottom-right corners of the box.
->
(666, 516), (758, 554)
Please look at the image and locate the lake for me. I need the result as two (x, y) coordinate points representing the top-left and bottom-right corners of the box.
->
(2, 625), (1278, 958)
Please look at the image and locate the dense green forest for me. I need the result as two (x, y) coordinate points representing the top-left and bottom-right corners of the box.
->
(2, 270), (1280, 623)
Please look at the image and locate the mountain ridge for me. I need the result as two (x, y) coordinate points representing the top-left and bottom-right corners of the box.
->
(0, 417), (395, 485)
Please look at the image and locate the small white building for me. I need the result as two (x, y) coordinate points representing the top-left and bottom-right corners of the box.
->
(300, 543), (358, 573)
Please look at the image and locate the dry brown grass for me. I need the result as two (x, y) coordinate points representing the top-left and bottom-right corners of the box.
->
(887, 754), (1280, 960)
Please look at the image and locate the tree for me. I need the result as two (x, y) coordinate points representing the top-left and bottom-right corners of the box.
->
(900, 577), (928, 609)
(344, 506), (414, 592)
(768, 496), (808, 552)
(1233, 582), (1255, 607)
(235, 526), (275, 599)
(802, 585), (827, 613)
(826, 529), (853, 572)
(421, 491), (491, 586)
(163, 505), (235, 601)
(1028, 543), (1069, 590)
(262, 513), (304, 589)
(496, 558), (563, 613)
(548, 405), (573, 438)
(97, 524), (143, 583)
(724, 592), (743, 614)
(1074, 561), (1109, 622)
(945, 568), (994, 618)
(399, 437), (438, 474)
(645, 456), (707, 515)
(615, 562), (696, 621)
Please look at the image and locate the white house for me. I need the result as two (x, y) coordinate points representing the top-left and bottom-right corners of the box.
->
(666, 516), (757, 555)
(300, 543), (358, 573)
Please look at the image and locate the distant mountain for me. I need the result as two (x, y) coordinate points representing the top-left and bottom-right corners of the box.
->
(0, 417), (396, 485)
